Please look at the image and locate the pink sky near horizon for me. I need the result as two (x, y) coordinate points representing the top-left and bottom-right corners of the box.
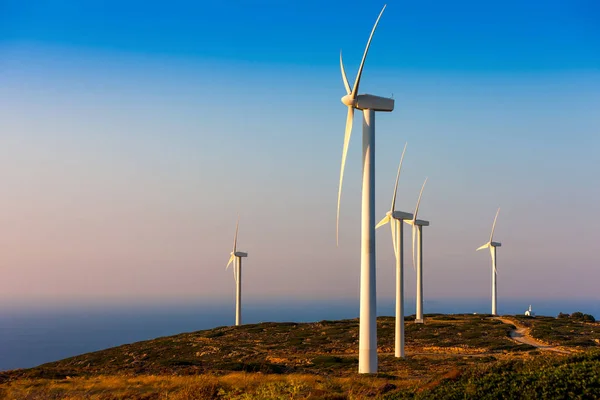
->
(1, 44), (599, 309)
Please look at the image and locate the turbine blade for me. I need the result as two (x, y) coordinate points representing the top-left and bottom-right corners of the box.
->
(411, 225), (416, 271)
(390, 219), (398, 260)
(490, 246), (497, 274)
(336, 106), (354, 246)
(490, 207), (500, 243)
(233, 258), (238, 284)
(340, 51), (351, 95)
(413, 177), (428, 221)
(233, 216), (239, 253)
(351, 5), (387, 98)
(390, 142), (407, 212)
(476, 243), (490, 251)
(376, 214), (390, 229)
(226, 254), (235, 270)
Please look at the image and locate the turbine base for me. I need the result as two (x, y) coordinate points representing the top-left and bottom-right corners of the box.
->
(358, 348), (378, 374)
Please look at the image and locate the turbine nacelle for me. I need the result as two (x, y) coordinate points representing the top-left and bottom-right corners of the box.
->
(392, 210), (413, 220)
(234, 251), (248, 257)
(341, 94), (394, 112)
(405, 218), (430, 226)
(476, 241), (501, 251)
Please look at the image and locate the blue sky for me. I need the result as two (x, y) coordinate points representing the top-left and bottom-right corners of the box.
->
(1, 0), (599, 309)
(2, 0), (599, 70)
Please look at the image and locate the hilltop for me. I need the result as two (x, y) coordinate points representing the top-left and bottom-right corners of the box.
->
(1, 314), (599, 399)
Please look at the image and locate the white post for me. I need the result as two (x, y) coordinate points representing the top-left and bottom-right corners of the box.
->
(492, 247), (497, 316)
(415, 225), (424, 323)
(236, 257), (242, 326)
(359, 109), (377, 374)
(395, 219), (405, 357)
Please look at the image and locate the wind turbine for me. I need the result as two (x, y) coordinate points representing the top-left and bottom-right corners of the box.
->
(336, 4), (394, 374)
(376, 143), (413, 358)
(477, 208), (501, 316)
(226, 217), (248, 326)
(404, 179), (429, 324)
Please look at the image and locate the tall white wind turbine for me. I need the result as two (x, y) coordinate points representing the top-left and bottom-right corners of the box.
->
(226, 217), (248, 326)
(404, 179), (429, 324)
(376, 143), (413, 358)
(477, 208), (502, 316)
(336, 4), (394, 374)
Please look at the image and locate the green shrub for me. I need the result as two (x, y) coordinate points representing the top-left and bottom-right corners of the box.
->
(571, 312), (585, 320)
(311, 355), (357, 368)
(583, 314), (596, 322)
(392, 350), (600, 399)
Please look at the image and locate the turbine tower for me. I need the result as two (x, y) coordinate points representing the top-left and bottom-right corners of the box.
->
(477, 208), (502, 316)
(336, 5), (394, 374)
(226, 217), (248, 326)
(404, 179), (429, 324)
(376, 143), (413, 358)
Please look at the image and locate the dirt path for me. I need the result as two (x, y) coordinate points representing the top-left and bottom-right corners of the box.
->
(494, 317), (571, 354)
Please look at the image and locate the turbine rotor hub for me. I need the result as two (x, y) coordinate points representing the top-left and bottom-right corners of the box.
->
(341, 94), (355, 107)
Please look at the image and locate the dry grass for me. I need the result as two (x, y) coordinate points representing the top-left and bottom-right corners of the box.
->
(0, 372), (407, 400)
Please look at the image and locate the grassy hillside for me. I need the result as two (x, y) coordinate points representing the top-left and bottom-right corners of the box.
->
(1, 314), (598, 399)
(2, 314), (525, 379)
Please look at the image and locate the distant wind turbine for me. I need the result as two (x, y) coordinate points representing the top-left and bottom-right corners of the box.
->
(226, 217), (248, 326)
(404, 179), (429, 324)
(336, 4), (394, 374)
(376, 143), (413, 358)
(477, 208), (502, 316)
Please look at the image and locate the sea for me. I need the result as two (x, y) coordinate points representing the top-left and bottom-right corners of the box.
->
(1, 298), (598, 372)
